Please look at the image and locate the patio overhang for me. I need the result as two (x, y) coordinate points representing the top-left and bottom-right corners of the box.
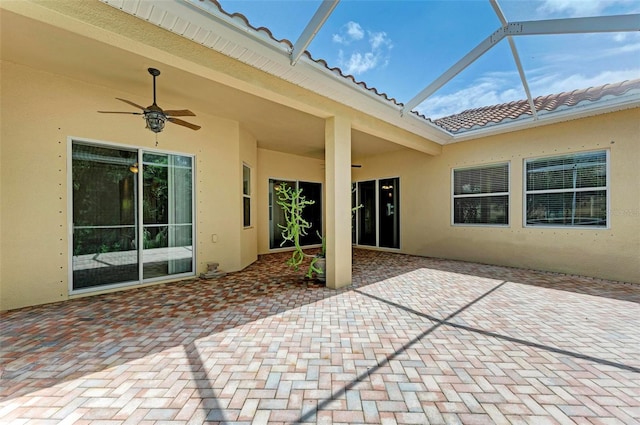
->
(96, 0), (640, 146)
(1, 0), (442, 160)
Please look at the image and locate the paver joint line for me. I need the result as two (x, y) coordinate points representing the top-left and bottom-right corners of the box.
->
(1, 249), (639, 425)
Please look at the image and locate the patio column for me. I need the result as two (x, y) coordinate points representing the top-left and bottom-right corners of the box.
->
(324, 115), (352, 289)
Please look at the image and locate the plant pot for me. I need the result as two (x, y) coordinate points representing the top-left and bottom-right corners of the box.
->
(314, 256), (326, 283)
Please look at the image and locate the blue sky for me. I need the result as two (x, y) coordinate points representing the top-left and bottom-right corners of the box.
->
(218, 0), (640, 118)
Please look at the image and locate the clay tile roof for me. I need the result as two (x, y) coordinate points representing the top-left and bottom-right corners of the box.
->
(434, 79), (640, 133)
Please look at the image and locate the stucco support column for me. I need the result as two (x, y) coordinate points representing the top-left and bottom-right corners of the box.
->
(324, 115), (352, 289)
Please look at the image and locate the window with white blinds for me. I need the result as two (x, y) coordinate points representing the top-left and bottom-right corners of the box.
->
(525, 150), (608, 227)
(452, 163), (509, 225)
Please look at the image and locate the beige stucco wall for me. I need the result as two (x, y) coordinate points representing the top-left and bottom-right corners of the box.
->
(356, 108), (640, 284)
(0, 61), (256, 310)
(256, 148), (325, 255)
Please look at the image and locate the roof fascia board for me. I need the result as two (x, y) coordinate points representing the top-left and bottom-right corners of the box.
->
(171, 0), (291, 56)
(448, 97), (640, 143)
(291, 0), (339, 65)
(293, 54), (453, 144)
(180, 0), (452, 143)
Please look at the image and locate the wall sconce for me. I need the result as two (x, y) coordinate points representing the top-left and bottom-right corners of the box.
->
(130, 163), (139, 173)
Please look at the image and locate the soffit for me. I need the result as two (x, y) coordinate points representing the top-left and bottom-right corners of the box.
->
(97, 0), (452, 145)
(0, 5), (407, 161)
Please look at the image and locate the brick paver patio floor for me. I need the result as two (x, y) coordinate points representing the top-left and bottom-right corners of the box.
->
(1, 249), (639, 424)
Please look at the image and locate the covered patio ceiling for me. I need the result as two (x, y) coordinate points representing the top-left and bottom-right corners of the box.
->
(2, 0), (638, 159)
(2, 5), (409, 161)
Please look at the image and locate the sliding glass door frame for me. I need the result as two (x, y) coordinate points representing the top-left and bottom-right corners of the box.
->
(68, 138), (196, 295)
(352, 177), (400, 250)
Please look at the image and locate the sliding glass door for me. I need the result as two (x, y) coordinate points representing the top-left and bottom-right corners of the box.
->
(357, 180), (377, 246)
(71, 141), (194, 291)
(354, 178), (400, 249)
(72, 144), (139, 289)
(142, 153), (193, 279)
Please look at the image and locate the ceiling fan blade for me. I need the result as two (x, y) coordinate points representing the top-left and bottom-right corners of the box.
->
(163, 109), (196, 117)
(167, 117), (201, 131)
(115, 97), (147, 110)
(98, 111), (143, 115)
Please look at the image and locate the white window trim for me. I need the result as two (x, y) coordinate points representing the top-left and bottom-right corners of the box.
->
(242, 163), (252, 228)
(451, 162), (510, 227)
(522, 149), (610, 230)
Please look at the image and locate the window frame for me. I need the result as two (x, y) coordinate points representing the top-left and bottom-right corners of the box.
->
(523, 149), (610, 229)
(451, 162), (510, 227)
(242, 163), (252, 228)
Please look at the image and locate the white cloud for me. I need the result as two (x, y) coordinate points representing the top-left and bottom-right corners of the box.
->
(346, 21), (364, 41)
(332, 22), (393, 76)
(369, 31), (391, 50)
(537, 0), (636, 17)
(528, 69), (640, 94)
(339, 51), (379, 74)
(333, 21), (364, 44)
(416, 77), (524, 119)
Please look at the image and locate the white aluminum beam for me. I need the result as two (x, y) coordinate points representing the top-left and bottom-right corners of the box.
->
(510, 14), (640, 36)
(402, 13), (640, 115)
(490, 0), (538, 120)
(291, 0), (339, 66)
(401, 28), (505, 114)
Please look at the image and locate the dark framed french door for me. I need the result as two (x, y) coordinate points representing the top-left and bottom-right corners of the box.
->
(353, 178), (400, 249)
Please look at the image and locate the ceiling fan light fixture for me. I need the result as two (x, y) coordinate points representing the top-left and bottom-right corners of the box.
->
(145, 111), (166, 133)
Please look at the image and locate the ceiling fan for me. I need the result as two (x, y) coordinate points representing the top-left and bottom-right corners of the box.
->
(98, 67), (201, 133)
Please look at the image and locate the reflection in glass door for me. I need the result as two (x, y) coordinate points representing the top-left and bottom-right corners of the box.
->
(142, 153), (193, 279)
(354, 178), (400, 249)
(72, 144), (139, 289)
(269, 179), (322, 249)
(357, 180), (377, 246)
(379, 178), (400, 248)
(71, 142), (194, 291)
